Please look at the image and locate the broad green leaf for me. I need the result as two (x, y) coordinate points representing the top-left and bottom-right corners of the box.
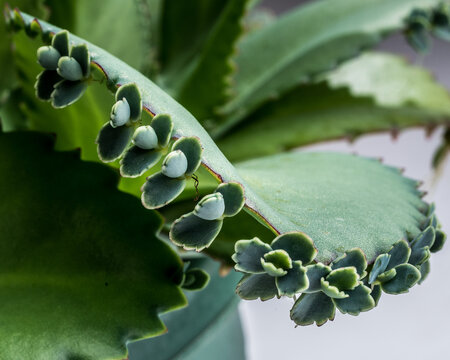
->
(0, 130), (185, 359)
(217, 53), (450, 162)
(10, 13), (435, 267)
(290, 292), (335, 326)
(167, 0), (250, 121)
(218, 0), (441, 130)
(128, 258), (245, 360)
(236, 152), (428, 263)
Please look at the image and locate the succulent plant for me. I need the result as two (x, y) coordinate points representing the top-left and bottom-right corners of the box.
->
(0, 1), (449, 359)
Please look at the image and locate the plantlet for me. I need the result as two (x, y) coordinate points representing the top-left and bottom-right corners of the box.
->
(0, 0), (449, 359)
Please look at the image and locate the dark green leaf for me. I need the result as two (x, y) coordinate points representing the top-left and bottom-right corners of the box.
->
(331, 248), (367, 278)
(333, 284), (375, 315)
(290, 292), (335, 327)
(35, 69), (62, 101)
(70, 43), (90, 77)
(151, 113), (173, 148)
(236, 273), (278, 301)
(326, 267), (359, 291)
(51, 79), (87, 108)
(304, 263), (332, 293)
(141, 172), (187, 209)
(214, 182), (245, 217)
(96, 122), (133, 162)
(431, 229), (447, 253)
(172, 136), (203, 176)
(232, 237), (272, 273)
(275, 261), (308, 297)
(271, 232), (317, 264)
(182, 268), (210, 291)
(171, 0), (250, 121)
(115, 83), (142, 121)
(170, 212), (223, 251)
(51, 29), (69, 56)
(386, 240), (411, 271)
(0, 130), (185, 359)
(381, 263), (421, 294)
(120, 146), (162, 178)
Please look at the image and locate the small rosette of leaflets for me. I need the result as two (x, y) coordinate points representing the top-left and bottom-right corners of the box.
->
(35, 30), (90, 108)
(233, 233), (317, 299)
(431, 3), (450, 40)
(180, 265), (210, 291)
(232, 234), (378, 326)
(170, 182), (245, 251)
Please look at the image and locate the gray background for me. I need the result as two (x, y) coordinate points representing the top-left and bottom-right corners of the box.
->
(239, 1), (450, 359)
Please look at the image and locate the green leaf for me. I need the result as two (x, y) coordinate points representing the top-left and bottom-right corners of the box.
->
(431, 229), (447, 253)
(290, 292), (335, 327)
(381, 263), (421, 294)
(376, 268), (397, 284)
(96, 122), (134, 162)
(172, 136), (203, 176)
(369, 254), (391, 284)
(219, 0), (441, 127)
(151, 113), (173, 148)
(331, 248), (367, 278)
(325, 267), (359, 291)
(115, 83), (142, 121)
(142, 172), (187, 209)
(270, 232), (317, 264)
(35, 69), (63, 100)
(386, 240), (411, 270)
(51, 79), (88, 108)
(304, 263), (332, 293)
(261, 249), (291, 277)
(120, 146), (162, 178)
(214, 182), (245, 217)
(232, 238), (272, 273)
(0, 130), (185, 359)
(217, 53), (450, 162)
(418, 260), (431, 284)
(182, 268), (210, 291)
(275, 261), (308, 297)
(236, 152), (428, 264)
(333, 284), (375, 315)
(236, 273), (278, 301)
(169, 0), (250, 121)
(170, 212), (223, 251)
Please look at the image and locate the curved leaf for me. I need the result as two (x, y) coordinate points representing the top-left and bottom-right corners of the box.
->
(217, 53), (450, 162)
(218, 0), (441, 128)
(163, 0), (250, 121)
(0, 130), (185, 359)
